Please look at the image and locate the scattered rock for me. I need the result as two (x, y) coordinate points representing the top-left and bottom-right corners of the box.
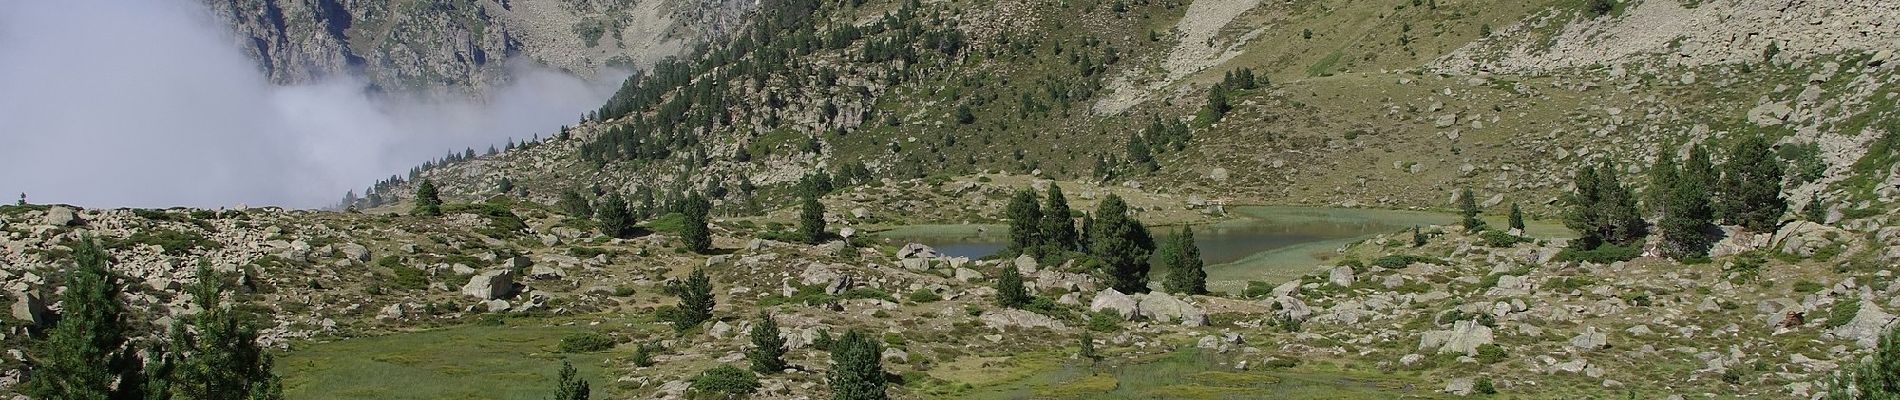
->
(460, 269), (515, 300)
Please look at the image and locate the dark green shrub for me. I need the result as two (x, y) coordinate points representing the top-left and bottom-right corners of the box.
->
(559, 332), (616, 353)
(690, 365), (759, 397)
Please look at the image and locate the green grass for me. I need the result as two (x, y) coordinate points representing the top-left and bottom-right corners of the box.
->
(278, 322), (612, 400)
(960, 348), (1438, 399)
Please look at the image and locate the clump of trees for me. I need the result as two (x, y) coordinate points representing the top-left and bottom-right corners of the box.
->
(1561, 161), (1646, 261)
(26, 237), (286, 399)
(1089, 194), (1156, 294)
(1824, 324), (1900, 399)
(1003, 185), (1082, 260)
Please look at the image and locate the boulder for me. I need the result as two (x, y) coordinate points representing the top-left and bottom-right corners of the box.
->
(529, 264), (566, 280)
(1444, 378), (1474, 396)
(1329, 266), (1355, 287)
(1829, 301), (1897, 348)
(1420, 320), (1494, 356)
(1569, 326), (1610, 350)
(1035, 270), (1091, 293)
(484, 299), (511, 313)
(1271, 280), (1301, 298)
(1013, 254), (1039, 273)
(461, 270), (515, 300)
(1273, 296), (1312, 322)
(979, 309), (1067, 330)
(11, 290), (45, 326)
(953, 268), (984, 283)
(1772, 221), (1843, 258)
(339, 243), (371, 262)
(896, 243), (939, 259)
(1135, 292), (1208, 326)
(899, 258), (931, 272)
(378, 303), (411, 320)
(800, 264), (840, 286)
(1088, 289), (1140, 320)
(41, 206), (76, 226)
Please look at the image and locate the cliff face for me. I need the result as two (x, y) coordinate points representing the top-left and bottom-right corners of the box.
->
(202, 0), (753, 94)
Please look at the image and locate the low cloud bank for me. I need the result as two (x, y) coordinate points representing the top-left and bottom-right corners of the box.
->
(0, 0), (622, 208)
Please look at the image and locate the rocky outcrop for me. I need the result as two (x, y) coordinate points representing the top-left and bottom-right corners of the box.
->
(1420, 320), (1494, 356)
(461, 269), (515, 300)
(201, 0), (754, 93)
(979, 309), (1067, 330)
(1829, 301), (1897, 348)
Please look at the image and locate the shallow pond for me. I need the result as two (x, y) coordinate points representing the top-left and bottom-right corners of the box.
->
(879, 206), (1571, 291)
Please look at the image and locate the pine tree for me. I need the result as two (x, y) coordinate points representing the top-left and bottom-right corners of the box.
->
(1039, 184), (1078, 252)
(828, 330), (887, 400)
(1719, 135), (1788, 231)
(1508, 203), (1526, 232)
(747, 312), (788, 373)
(413, 179), (442, 217)
(1648, 149), (1680, 216)
(1078, 332), (1099, 364)
(995, 265), (1030, 308)
(1823, 324), (1900, 399)
(799, 191), (827, 244)
(682, 192), (713, 253)
(497, 177), (514, 194)
(1564, 161), (1647, 249)
(1159, 226), (1206, 295)
(1412, 225), (1428, 247)
(1090, 194), (1156, 294)
(673, 267), (715, 331)
(551, 360), (591, 400)
(1661, 145), (1717, 260)
(26, 236), (139, 400)
(1004, 189), (1043, 257)
(1126, 134), (1156, 172)
(1459, 187), (1485, 231)
(596, 194), (637, 238)
(166, 264), (286, 400)
(557, 190), (593, 217)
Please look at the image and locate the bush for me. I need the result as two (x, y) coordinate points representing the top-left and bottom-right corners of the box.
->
(1587, 0), (1614, 16)
(1554, 243), (1640, 264)
(1478, 230), (1529, 248)
(1371, 254), (1445, 269)
(1088, 311), (1121, 332)
(631, 342), (661, 367)
(1793, 280), (1824, 293)
(1826, 301), (1862, 329)
(907, 289), (942, 303)
(690, 365), (759, 397)
(559, 332), (616, 353)
(1475, 344), (1508, 364)
(1242, 281), (1274, 299)
(1475, 377), (1497, 394)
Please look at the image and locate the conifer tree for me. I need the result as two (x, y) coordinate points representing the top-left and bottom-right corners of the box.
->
(557, 190), (593, 217)
(551, 360), (591, 400)
(1564, 161), (1647, 249)
(26, 236), (139, 400)
(799, 191), (827, 244)
(1823, 324), (1900, 399)
(828, 330), (886, 400)
(1412, 225), (1427, 247)
(596, 194), (637, 238)
(1126, 134), (1156, 172)
(682, 192), (713, 253)
(995, 265), (1030, 308)
(1648, 149), (1680, 216)
(1090, 194), (1156, 294)
(1508, 203), (1526, 232)
(1459, 187), (1485, 231)
(1661, 145), (1717, 259)
(1078, 332), (1099, 364)
(166, 265), (286, 400)
(673, 267), (715, 331)
(1004, 189), (1043, 257)
(747, 312), (788, 373)
(1159, 226), (1206, 295)
(1719, 135), (1787, 231)
(1039, 184), (1078, 252)
(413, 179), (442, 217)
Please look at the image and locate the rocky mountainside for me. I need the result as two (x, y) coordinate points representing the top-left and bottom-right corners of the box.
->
(5, 0), (1900, 398)
(203, 0), (753, 94)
